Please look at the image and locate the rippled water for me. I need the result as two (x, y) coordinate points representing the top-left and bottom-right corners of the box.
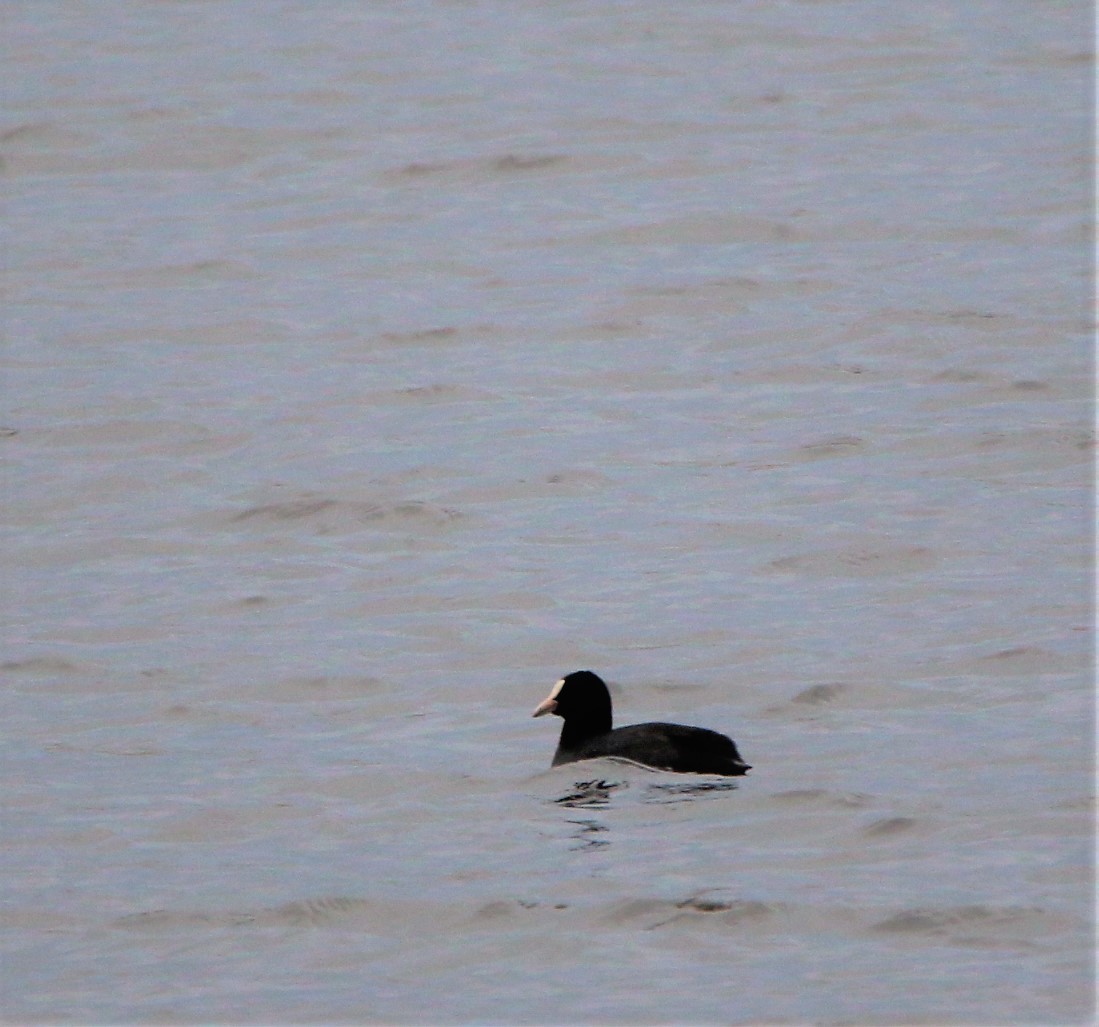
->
(2, 2), (1093, 1024)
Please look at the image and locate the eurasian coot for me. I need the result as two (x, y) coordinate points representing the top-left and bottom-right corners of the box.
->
(532, 670), (751, 776)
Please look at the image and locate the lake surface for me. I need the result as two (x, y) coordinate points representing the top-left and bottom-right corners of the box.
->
(2, 2), (1094, 1024)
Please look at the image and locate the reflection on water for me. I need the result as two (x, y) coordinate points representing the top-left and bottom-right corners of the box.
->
(553, 775), (744, 850)
(555, 778), (625, 808)
(642, 779), (743, 805)
(565, 818), (610, 851)
(554, 776), (742, 810)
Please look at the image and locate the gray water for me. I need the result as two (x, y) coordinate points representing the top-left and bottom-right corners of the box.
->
(2, 2), (1094, 1024)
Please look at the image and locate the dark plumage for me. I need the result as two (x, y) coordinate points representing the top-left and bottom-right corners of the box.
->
(532, 670), (751, 776)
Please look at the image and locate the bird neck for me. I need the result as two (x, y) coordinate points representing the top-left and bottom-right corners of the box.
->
(557, 709), (612, 754)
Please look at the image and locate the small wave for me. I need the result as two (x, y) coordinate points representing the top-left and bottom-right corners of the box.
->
(115, 896), (382, 932)
(771, 789), (873, 809)
(226, 492), (464, 534)
(862, 816), (920, 837)
(598, 893), (776, 930)
(871, 904), (1074, 949)
(790, 682), (849, 705)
